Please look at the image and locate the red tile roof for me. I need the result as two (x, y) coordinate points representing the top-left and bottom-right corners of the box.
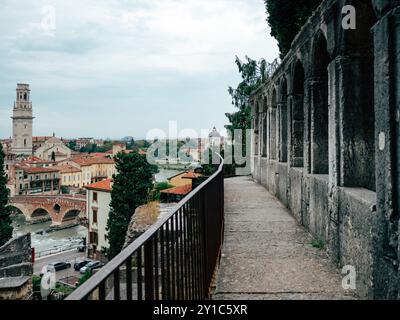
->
(161, 184), (192, 196)
(54, 165), (81, 174)
(85, 179), (112, 192)
(17, 167), (59, 174)
(71, 155), (115, 166)
(182, 171), (202, 179)
(33, 136), (52, 142)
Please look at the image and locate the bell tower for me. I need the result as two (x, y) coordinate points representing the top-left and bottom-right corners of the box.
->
(11, 84), (34, 155)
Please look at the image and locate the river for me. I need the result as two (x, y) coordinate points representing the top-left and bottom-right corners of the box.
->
(10, 168), (183, 255)
(12, 215), (87, 254)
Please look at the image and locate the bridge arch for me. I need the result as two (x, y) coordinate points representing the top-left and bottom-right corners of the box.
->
(31, 208), (50, 218)
(62, 209), (81, 223)
(8, 204), (24, 216)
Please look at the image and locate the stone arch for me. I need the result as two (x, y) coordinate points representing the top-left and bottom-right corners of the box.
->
(8, 204), (25, 216)
(262, 95), (268, 157)
(291, 60), (305, 167)
(310, 31), (330, 174)
(31, 208), (50, 218)
(340, 0), (377, 191)
(254, 101), (260, 156)
(279, 76), (288, 162)
(62, 209), (81, 223)
(270, 87), (278, 160)
(30, 208), (51, 223)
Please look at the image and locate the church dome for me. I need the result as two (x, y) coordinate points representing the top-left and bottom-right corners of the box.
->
(208, 127), (221, 138)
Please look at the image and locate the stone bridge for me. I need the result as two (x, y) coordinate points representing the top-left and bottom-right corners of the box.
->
(250, 0), (400, 299)
(9, 195), (87, 227)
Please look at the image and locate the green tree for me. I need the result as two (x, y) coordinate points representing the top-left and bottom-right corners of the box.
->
(106, 152), (158, 259)
(225, 56), (271, 163)
(0, 144), (12, 247)
(226, 56), (268, 133)
(265, 0), (322, 58)
(78, 270), (92, 286)
(68, 141), (77, 150)
(150, 182), (174, 201)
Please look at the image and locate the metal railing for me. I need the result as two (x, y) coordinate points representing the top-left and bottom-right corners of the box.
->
(67, 159), (224, 300)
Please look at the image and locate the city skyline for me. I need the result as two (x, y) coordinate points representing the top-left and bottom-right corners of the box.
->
(0, 0), (279, 139)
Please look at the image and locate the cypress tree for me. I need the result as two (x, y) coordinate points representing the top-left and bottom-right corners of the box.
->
(106, 152), (158, 260)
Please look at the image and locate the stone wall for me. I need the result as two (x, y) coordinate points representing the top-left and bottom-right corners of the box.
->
(250, 0), (400, 299)
(0, 234), (33, 300)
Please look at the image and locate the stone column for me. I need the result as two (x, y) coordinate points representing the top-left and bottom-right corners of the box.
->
(287, 95), (294, 167)
(303, 79), (312, 174)
(372, 5), (400, 299)
(291, 94), (305, 168)
(278, 101), (288, 162)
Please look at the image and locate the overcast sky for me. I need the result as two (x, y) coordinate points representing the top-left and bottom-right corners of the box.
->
(0, 0), (278, 139)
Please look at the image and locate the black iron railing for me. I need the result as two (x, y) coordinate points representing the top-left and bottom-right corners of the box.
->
(67, 160), (224, 300)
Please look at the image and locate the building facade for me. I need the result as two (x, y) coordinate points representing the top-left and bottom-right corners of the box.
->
(34, 136), (72, 162)
(14, 166), (60, 195)
(11, 84), (34, 156)
(85, 179), (112, 261)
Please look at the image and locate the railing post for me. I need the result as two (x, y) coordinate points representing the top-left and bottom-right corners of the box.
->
(144, 241), (154, 300)
(200, 186), (209, 298)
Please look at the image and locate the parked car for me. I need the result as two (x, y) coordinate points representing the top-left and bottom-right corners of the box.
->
(50, 261), (71, 272)
(77, 243), (86, 252)
(79, 261), (104, 274)
(74, 259), (92, 271)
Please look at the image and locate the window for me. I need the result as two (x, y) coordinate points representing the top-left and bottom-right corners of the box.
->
(93, 192), (98, 202)
(93, 209), (98, 224)
(90, 232), (98, 245)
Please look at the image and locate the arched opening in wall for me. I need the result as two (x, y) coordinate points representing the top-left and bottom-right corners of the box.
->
(270, 88), (278, 160)
(254, 102), (260, 156)
(311, 32), (330, 174)
(53, 204), (61, 214)
(292, 61), (305, 167)
(341, 0), (377, 191)
(279, 77), (288, 162)
(62, 210), (80, 223)
(31, 208), (50, 221)
(262, 96), (268, 157)
(8, 206), (23, 217)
